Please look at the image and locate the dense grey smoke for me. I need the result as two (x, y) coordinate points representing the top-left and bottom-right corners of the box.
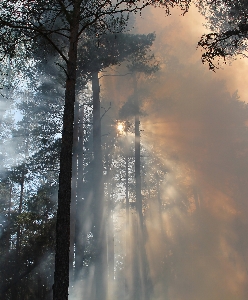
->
(99, 5), (248, 300)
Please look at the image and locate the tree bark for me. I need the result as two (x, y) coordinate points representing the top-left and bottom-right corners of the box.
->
(135, 113), (143, 224)
(134, 76), (143, 226)
(12, 167), (25, 300)
(91, 71), (107, 300)
(74, 103), (86, 280)
(53, 4), (80, 299)
(133, 75), (152, 300)
(70, 99), (79, 285)
(5, 183), (12, 254)
(125, 148), (129, 229)
(105, 150), (115, 295)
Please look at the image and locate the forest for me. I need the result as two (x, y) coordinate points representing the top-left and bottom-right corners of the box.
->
(1, 1), (248, 300)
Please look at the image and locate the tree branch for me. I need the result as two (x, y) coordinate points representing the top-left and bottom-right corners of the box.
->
(0, 19), (69, 63)
(99, 72), (132, 79)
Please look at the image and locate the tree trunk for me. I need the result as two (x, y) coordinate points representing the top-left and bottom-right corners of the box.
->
(133, 75), (151, 300)
(91, 71), (107, 300)
(12, 167), (25, 300)
(53, 4), (80, 299)
(74, 103), (87, 280)
(135, 113), (143, 224)
(105, 150), (115, 295)
(193, 185), (201, 212)
(70, 99), (79, 285)
(133, 76), (143, 226)
(125, 149), (129, 230)
(3, 183), (12, 257)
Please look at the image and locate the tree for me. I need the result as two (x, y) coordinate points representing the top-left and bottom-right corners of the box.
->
(69, 32), (163, 300)
(117, 46), (159, 300)
(0, 63), (62, 298)
(197, 0), (248, 70)
(0, 1), (191, 299)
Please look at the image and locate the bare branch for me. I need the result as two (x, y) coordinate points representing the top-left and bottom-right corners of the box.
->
(99, 72), (132, 79)
(101, 102), (111, 120)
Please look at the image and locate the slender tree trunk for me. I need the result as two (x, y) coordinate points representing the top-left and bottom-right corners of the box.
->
(124, 133), (130, 299)
(156, 172), (163, 229)
(74, 104), (87, 280)
(133, 75), (143, 226)
(133, 75), (151, 300)
(135, 113), (143, 224)
(70, 99), (79, 285)
(105, 151), (115, 294)
(53, 4), (80, 299)
(91, 71), (107, 300)
(133, 75), (142, 300)
(125, 149), (129, 229)
(16, 169), (25, 253)
(12, 167), (25, 300)
(193, 185), (201, 212)
(5, 183), (12, 254)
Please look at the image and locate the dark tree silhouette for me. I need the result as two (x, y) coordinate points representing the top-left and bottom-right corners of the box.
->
(197, 0), (248, 70)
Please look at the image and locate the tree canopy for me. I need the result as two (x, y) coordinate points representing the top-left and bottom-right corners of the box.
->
(197, 0), (248, 70)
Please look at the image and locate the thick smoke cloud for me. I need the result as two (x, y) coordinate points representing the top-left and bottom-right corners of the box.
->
(101, 5), (248, 300)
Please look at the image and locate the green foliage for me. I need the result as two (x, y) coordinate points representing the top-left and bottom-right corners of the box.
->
(197, 0), (248, 70)
(0, 49), (61, 300)
(77, 32), (158, 80)
(0, 0), (190, 65)
(0, 176), (56, 299)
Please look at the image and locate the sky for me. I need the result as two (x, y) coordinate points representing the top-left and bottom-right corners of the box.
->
(100, 4), (248, 300)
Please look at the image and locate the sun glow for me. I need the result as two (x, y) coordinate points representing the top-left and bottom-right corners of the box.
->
(117, 121), (125, 135)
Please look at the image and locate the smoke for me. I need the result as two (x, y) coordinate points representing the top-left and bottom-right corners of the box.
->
(99, 4), (248, 300)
